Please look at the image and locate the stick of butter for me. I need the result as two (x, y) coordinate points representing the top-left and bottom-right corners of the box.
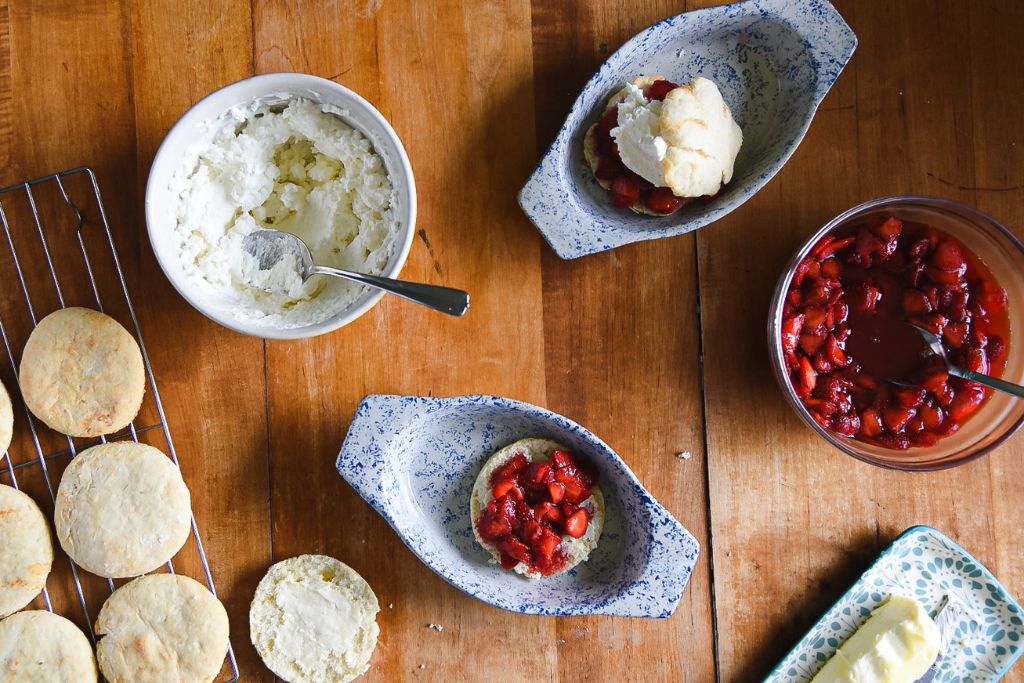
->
(811, 594), (941, 683)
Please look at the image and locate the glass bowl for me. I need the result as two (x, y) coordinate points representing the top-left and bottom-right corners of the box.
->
(768, 196), (1024, 471)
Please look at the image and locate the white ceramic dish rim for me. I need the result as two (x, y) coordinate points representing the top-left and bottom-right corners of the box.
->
(144, 72), (417, 340)
(336, 393), (701, 618)
(517, 0), (857, 259)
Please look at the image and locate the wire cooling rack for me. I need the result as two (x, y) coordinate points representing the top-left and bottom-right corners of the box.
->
(0, 167), (238, 682)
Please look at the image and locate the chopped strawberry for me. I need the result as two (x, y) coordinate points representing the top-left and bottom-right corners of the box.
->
(562, 482), (591, 505)
(610, 176), (640, 208)
(525, 462), (552, 485)
(948, 384), (986, 421)
(645, 187), (683, 214)
(833, 413), (861, 437)
(547, 481), (565, 503)
(894, 387), (926, 408)
(965, 347), (988, 375)
(812, 234), (856, 259)
(497, 537), (531, 564)
(858, 408), (884, 437)
(824, 335), (848, 367)
(920, 404), (944, 431)
(645, 79), (679, 101)
(849, 281), (882, 314)
(796, 356), (817, 397)
(871, 216), (903, 239)
(492, 453), (529, 484)
(781, 314), (804, 356)
(931, 239), (967, 272)
(594, 155), (625, 183)
(491, 478), (520, 499)
(550, 450), (574, 469)
(563, 509), (589, 538)
(821, 258), (842, 279)
(533, 528), (561, 560)
(942, 322), (969, 349)
(902, 289), (933, 315)
(882, 405), (916, 433)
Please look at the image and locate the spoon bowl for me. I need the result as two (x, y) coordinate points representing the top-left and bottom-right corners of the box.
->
(241, 230), (469, 317)
(910, 324), (1024, 399)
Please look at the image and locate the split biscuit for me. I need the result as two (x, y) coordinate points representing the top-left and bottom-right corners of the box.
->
(470, 438), (605, 578)
(250, 554), (380, 683)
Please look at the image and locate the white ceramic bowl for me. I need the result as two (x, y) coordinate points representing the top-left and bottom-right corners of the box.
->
(145, 73), (416, 339)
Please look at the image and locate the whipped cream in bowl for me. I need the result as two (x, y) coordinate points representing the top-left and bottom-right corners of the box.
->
(146, 73), (416, 339)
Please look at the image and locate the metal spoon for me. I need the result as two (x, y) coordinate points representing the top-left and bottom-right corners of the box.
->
(241, 230), (469, 317)
(911, 323), (1024, 398)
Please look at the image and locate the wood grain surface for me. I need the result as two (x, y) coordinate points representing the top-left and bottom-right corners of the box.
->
(0, 0), (1020, 681)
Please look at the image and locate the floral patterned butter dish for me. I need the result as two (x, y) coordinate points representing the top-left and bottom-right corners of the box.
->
(766, 526), (1024, 682)
(518, 0), (856, 259)
(335, 394), (699, 617)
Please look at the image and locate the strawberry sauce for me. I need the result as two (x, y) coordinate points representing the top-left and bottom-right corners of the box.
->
(781, 216), (1009, 450)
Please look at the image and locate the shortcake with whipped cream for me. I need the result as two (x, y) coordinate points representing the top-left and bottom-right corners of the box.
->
(584, 75), (743, 215)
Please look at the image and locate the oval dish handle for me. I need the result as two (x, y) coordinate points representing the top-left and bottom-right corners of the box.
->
(336, 394), (425, 504)
(599, 502), (701, 618)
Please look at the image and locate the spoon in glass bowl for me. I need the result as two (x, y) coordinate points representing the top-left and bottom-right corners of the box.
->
(241, 230), (469, 317)
(910, 323), (1024, 398)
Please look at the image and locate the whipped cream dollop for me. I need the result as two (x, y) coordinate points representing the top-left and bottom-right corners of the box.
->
(611, 83), (669, 187)
(611, 77), (742, 198)
(171, 98), (398, 328)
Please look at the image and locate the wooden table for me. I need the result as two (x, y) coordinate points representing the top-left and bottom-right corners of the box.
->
(0, 0), (1021, 680)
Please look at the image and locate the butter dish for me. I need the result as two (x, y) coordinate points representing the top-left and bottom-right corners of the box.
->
(518, 0), (856, 259)
(766, 526), (1024, 682)
(335, 394), (699, 618)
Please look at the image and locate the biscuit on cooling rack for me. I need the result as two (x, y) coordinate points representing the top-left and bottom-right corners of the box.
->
(19, 307), (144, 438)
(95, 574), (228, 683)
(54, 442), (191, 578)
(0, 485), (53, 617)
(0, 610), (97, 681)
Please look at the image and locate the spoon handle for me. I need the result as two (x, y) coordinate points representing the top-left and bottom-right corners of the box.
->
(311, 265), (469, 317)
(948, 366), (1024, 399)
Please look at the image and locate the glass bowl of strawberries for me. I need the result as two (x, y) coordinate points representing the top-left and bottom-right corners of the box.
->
(769, 196), (1024, 470)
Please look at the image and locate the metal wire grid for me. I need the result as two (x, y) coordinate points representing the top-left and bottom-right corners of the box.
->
(0, 166), (238, 682)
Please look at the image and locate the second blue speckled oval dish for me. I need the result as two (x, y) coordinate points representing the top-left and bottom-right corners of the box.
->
(518, 0), (857, 259)
(336, 394), (700, 618)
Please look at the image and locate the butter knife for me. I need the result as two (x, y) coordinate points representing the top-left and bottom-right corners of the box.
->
(915, 596), (966, 683)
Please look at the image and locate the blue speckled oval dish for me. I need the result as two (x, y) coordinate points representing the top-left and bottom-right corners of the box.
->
(336, 394), (699, 618)
(518, 0), (857, 259)
(766, 526), (1024, 682)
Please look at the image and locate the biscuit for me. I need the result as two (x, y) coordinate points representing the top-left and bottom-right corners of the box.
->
(19, 307), (145, 437)
(250, 555), (380, 683)
(470, 438), (605, 578)
(0, 380), (12, 455)
(0, 610), (97, 682)
(0, 485), (53, 618)
(658, 77), (743, 198)
(95, 574), (229, 683)
(54, 442), (191, 578)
